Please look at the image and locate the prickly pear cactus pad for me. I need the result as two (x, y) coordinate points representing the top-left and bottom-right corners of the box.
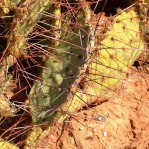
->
(88, 9), (145, 96)
(29, 9), (90, 124)
(7, 0), (52, 58)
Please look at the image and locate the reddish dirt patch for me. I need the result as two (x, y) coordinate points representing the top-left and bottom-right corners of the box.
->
(38, 66), (149, 149)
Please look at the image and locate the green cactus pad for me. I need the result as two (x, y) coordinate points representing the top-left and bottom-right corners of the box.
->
(29, 9), (90, 124)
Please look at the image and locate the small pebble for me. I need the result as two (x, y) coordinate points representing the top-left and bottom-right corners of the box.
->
(95, 115), (106, 122)
(103, 131), (107, 137)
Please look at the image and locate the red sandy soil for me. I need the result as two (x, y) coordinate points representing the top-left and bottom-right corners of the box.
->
(36, 65), (149, 149)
